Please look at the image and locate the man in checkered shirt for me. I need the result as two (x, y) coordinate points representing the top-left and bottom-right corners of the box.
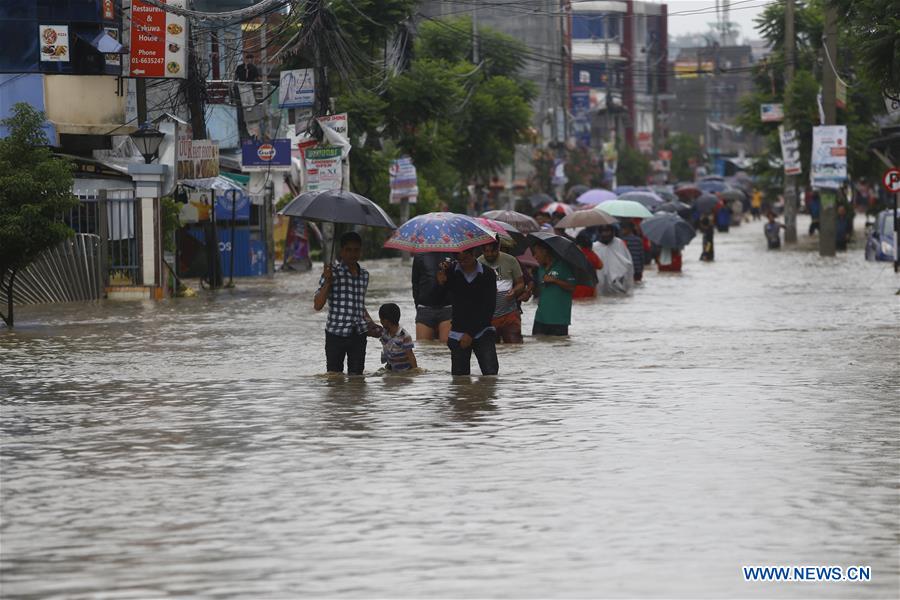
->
(314, 231), (379, 374)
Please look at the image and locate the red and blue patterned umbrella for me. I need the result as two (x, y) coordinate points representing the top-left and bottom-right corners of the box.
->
(383, 212), (497, 253)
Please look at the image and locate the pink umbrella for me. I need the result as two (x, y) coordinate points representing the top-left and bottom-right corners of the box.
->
(576, 188), (617, 205)
(476, 217), (515, 245)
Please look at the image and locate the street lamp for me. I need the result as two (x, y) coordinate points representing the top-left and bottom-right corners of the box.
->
(130, 123), (165, 164)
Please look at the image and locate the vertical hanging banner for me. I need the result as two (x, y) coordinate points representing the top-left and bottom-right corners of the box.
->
(389, 157), (418, 204)
(811, 125), (848, 189)
(129, 0), (186, 79)
(304, 146), (343, 192)
(779, 126), (802, 176)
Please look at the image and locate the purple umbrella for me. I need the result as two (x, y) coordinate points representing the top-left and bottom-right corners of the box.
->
(383, 212), (496, 253)
(576, 188), (617, 205)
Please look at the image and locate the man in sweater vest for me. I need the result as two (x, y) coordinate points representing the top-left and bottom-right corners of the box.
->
(435, 246), (499, 376)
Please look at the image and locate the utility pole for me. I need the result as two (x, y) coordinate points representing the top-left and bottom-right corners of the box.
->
(650, 40), (659, 157)
(472, 0), (479, 64)
(819, 4), (838, 257)
(783, 0), (798, 243)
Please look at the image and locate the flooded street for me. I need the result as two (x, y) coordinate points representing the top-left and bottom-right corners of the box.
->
(2, 217), (898, 598)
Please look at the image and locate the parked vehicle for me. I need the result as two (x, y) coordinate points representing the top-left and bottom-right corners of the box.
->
(865, 208), (898, 262)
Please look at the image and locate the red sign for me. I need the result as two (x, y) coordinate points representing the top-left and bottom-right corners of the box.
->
(102, 0), (115, 20)
(129, 0), (165, 77)
(882, 168), (900, 193)
(658, 150), (673, 161)
(129, 0), (186, 79)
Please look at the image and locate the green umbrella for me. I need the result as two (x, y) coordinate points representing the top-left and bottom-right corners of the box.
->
(595, 199), (653, 219)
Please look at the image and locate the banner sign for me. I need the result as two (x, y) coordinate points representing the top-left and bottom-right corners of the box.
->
(176, 124), (220, 180)
(214, 189), (250, 221)
(304, 146), (343, 192)
(389, 156), (418, 204)
(811, 125), (848, 189)
(760, 103), (784, 122)
(779, 126), (802, 176)
(39, 25), (70, 62)
(129, 0), (187, 79)
(278, 69), (315, 108)
(241, 139), (292, 171)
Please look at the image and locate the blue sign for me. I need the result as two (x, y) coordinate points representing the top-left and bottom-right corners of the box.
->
(241, 139), (292, 171)
(214, 189), (250, 221)
(572, 90), (590, 116)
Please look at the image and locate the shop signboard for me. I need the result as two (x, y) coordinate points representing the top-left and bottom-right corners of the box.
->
(304, 146), (343, 192)
(241, 139), (292, 171)
(129, 0), (187, 79)
(811, 125), (847, 189)
(39, 25), (70, 62)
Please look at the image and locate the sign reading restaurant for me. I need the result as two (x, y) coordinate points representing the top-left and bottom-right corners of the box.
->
(129, 0), (186, 79)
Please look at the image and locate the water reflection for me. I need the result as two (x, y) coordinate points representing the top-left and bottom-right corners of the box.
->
(1, 218), (898, 598)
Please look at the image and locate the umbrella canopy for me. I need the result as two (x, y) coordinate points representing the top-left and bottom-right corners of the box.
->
(699, 174), (725, 181)
(481, 209), (539, 233)
(653, 188), (678, 202)
(566, 184), (590, 203)
(280, 189), (396, 229)
(516, 247), (540, 269)
(476, 217), (516, 246)
(655, 200), (693, 220)
(383, 212), (495, 253)
(527, 231), (598, 285)
(529, 192), (555, 208)
(614, 185), (640, 195)
(720, 188), (746, 202)
(575, 188), (617, 205)
(694, 193), (720, 214)
(555, 207), (618, 228)
(591, 199), (653, 219)
(538, 202), (574, 216)
(674, 185), (702, 200)
(640, 213), (696, 249)
(618, 191), (665, 209)
(697, 179), (728, 194)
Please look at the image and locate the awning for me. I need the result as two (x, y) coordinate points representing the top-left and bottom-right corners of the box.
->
(77, 31), (127, 54)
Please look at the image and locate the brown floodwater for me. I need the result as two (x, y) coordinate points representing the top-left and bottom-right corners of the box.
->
(1, 216), (898, 598)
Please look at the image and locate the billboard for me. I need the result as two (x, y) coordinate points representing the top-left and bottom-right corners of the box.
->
(389, 156), (418, 204)
(760, 103), (784, 122)
(779, 126), (802, 176)
(241, 139), (292, 171)
(304, 146), (343, 192)
(811, 125), (847, 189)
(278, 69), (315, 108)
(129, 0), (187, 79)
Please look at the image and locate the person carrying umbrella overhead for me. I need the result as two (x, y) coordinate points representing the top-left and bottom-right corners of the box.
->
(528, 232), (594, 336)
(314, 231), (382, 375)
(435, 246), (499, 376)
(282, 189), (396, 375)
(385, 212), (500, 376)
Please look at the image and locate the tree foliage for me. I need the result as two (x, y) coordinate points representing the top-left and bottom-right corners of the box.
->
(0, 103), (77, 326)
(739, 0), (889, 188)
(665, 133), (704, 182)
(616, 146), (651, 186)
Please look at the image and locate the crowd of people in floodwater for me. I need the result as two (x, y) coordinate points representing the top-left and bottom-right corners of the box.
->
(312, 177), (876, 377)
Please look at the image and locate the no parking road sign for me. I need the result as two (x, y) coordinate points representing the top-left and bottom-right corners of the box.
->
(882, 167), (900, 193)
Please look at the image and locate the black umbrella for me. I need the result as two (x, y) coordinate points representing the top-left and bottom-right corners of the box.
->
(565, 184), (589, 204)
(527, 231), (598, 285)
(694, 193), (720, 214)
(655, 200), (693, 221)
(640, 213), (696, 249)
(529, 192), (555, 209)
(280, 189), (396, 229)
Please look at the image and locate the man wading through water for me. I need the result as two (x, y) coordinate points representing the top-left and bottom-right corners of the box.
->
(436, 247), (499, 375)
(313, 232), (379, 374)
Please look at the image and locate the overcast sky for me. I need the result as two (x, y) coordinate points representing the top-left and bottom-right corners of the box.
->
(650, 0), (771, 40)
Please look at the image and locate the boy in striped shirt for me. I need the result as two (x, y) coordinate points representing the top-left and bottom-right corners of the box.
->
(378, 303), (417, 372)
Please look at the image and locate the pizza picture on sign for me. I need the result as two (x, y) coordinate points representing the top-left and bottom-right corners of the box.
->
(42, 28), (57, 44)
